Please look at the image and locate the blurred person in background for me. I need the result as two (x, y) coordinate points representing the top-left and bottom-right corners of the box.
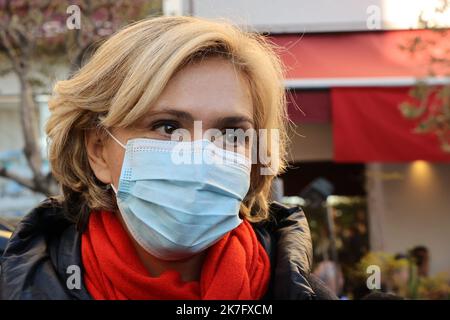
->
(410, 246), (430, 278)
(313, 260), (344, 297)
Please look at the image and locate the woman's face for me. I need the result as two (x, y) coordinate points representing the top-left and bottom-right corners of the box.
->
(86, 57), (254, 188)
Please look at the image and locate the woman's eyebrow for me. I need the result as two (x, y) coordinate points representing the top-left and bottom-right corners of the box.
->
(149, 109), (194, 122)
(215, 115), (254, 128)
(149, 108), (254, 127)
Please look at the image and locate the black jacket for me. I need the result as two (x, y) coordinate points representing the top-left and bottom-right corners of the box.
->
(0, 198), (336, 300)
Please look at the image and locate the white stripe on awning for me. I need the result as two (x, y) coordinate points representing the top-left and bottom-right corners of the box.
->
(284, 76), (450, 89)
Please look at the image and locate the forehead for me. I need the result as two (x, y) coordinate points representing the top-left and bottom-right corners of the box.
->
(151, 57), (253, 123)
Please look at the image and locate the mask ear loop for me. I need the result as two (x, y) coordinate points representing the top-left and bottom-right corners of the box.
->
(104, 130), (124, 194)
(97, 115), (124, 194)
(97, 114), (126, 149)
(110, 183), (118, 194)
(102, 128), (125, 194)
(104, 128), (126, 149)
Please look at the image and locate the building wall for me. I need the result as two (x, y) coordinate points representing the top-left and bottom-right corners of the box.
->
(287, 123), (333, 162)
(187, 0), (450, 33)
(0, 104), (23, 151)
(0, 97), (48, 217)
(367, 162), (450, 275)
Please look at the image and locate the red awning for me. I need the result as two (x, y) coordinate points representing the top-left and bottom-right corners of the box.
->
(287, 90), (331, 123)
(331, 87), (450, 162)
(273, 30), (450, 162)
(270, 29), (449, 81)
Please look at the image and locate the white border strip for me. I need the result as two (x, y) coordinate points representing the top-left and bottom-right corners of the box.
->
(284, 77), (450, 89)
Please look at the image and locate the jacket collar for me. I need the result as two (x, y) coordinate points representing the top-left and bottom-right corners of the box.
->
(1, 199), (315, 300)
(0, 198), (90, 299)
(253, 202), (315, 299)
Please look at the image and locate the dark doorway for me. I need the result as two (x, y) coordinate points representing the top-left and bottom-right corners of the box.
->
(279, 161), (369, 298)
(280, 161), (366, 197)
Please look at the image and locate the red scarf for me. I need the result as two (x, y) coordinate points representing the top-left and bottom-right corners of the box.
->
(81, 210), (270, 300)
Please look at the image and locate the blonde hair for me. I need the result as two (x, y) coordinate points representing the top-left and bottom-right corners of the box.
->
(46, 16), (288, 229)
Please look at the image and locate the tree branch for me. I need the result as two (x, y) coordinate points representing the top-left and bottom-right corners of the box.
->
(0, 166), (37, 192)
(0, 29), (21, 72)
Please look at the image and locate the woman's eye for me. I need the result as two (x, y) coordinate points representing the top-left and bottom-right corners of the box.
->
(152, 121), (180, 136)
(224, 132), (238, 145)
(222, 129), (246, 146)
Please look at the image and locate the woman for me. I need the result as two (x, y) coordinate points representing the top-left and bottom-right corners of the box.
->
(0, 16), (335, 300)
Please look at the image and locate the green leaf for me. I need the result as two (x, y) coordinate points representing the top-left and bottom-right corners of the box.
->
(442, 142), (450, 153)
(399, 102), (425, 118)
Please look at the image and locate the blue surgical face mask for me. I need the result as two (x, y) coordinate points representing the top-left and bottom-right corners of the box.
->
(106, 130), (251, 261)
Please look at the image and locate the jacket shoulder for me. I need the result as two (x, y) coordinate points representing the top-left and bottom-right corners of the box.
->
(0, 198), (89, 300)
(253, 202), (329, 300)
